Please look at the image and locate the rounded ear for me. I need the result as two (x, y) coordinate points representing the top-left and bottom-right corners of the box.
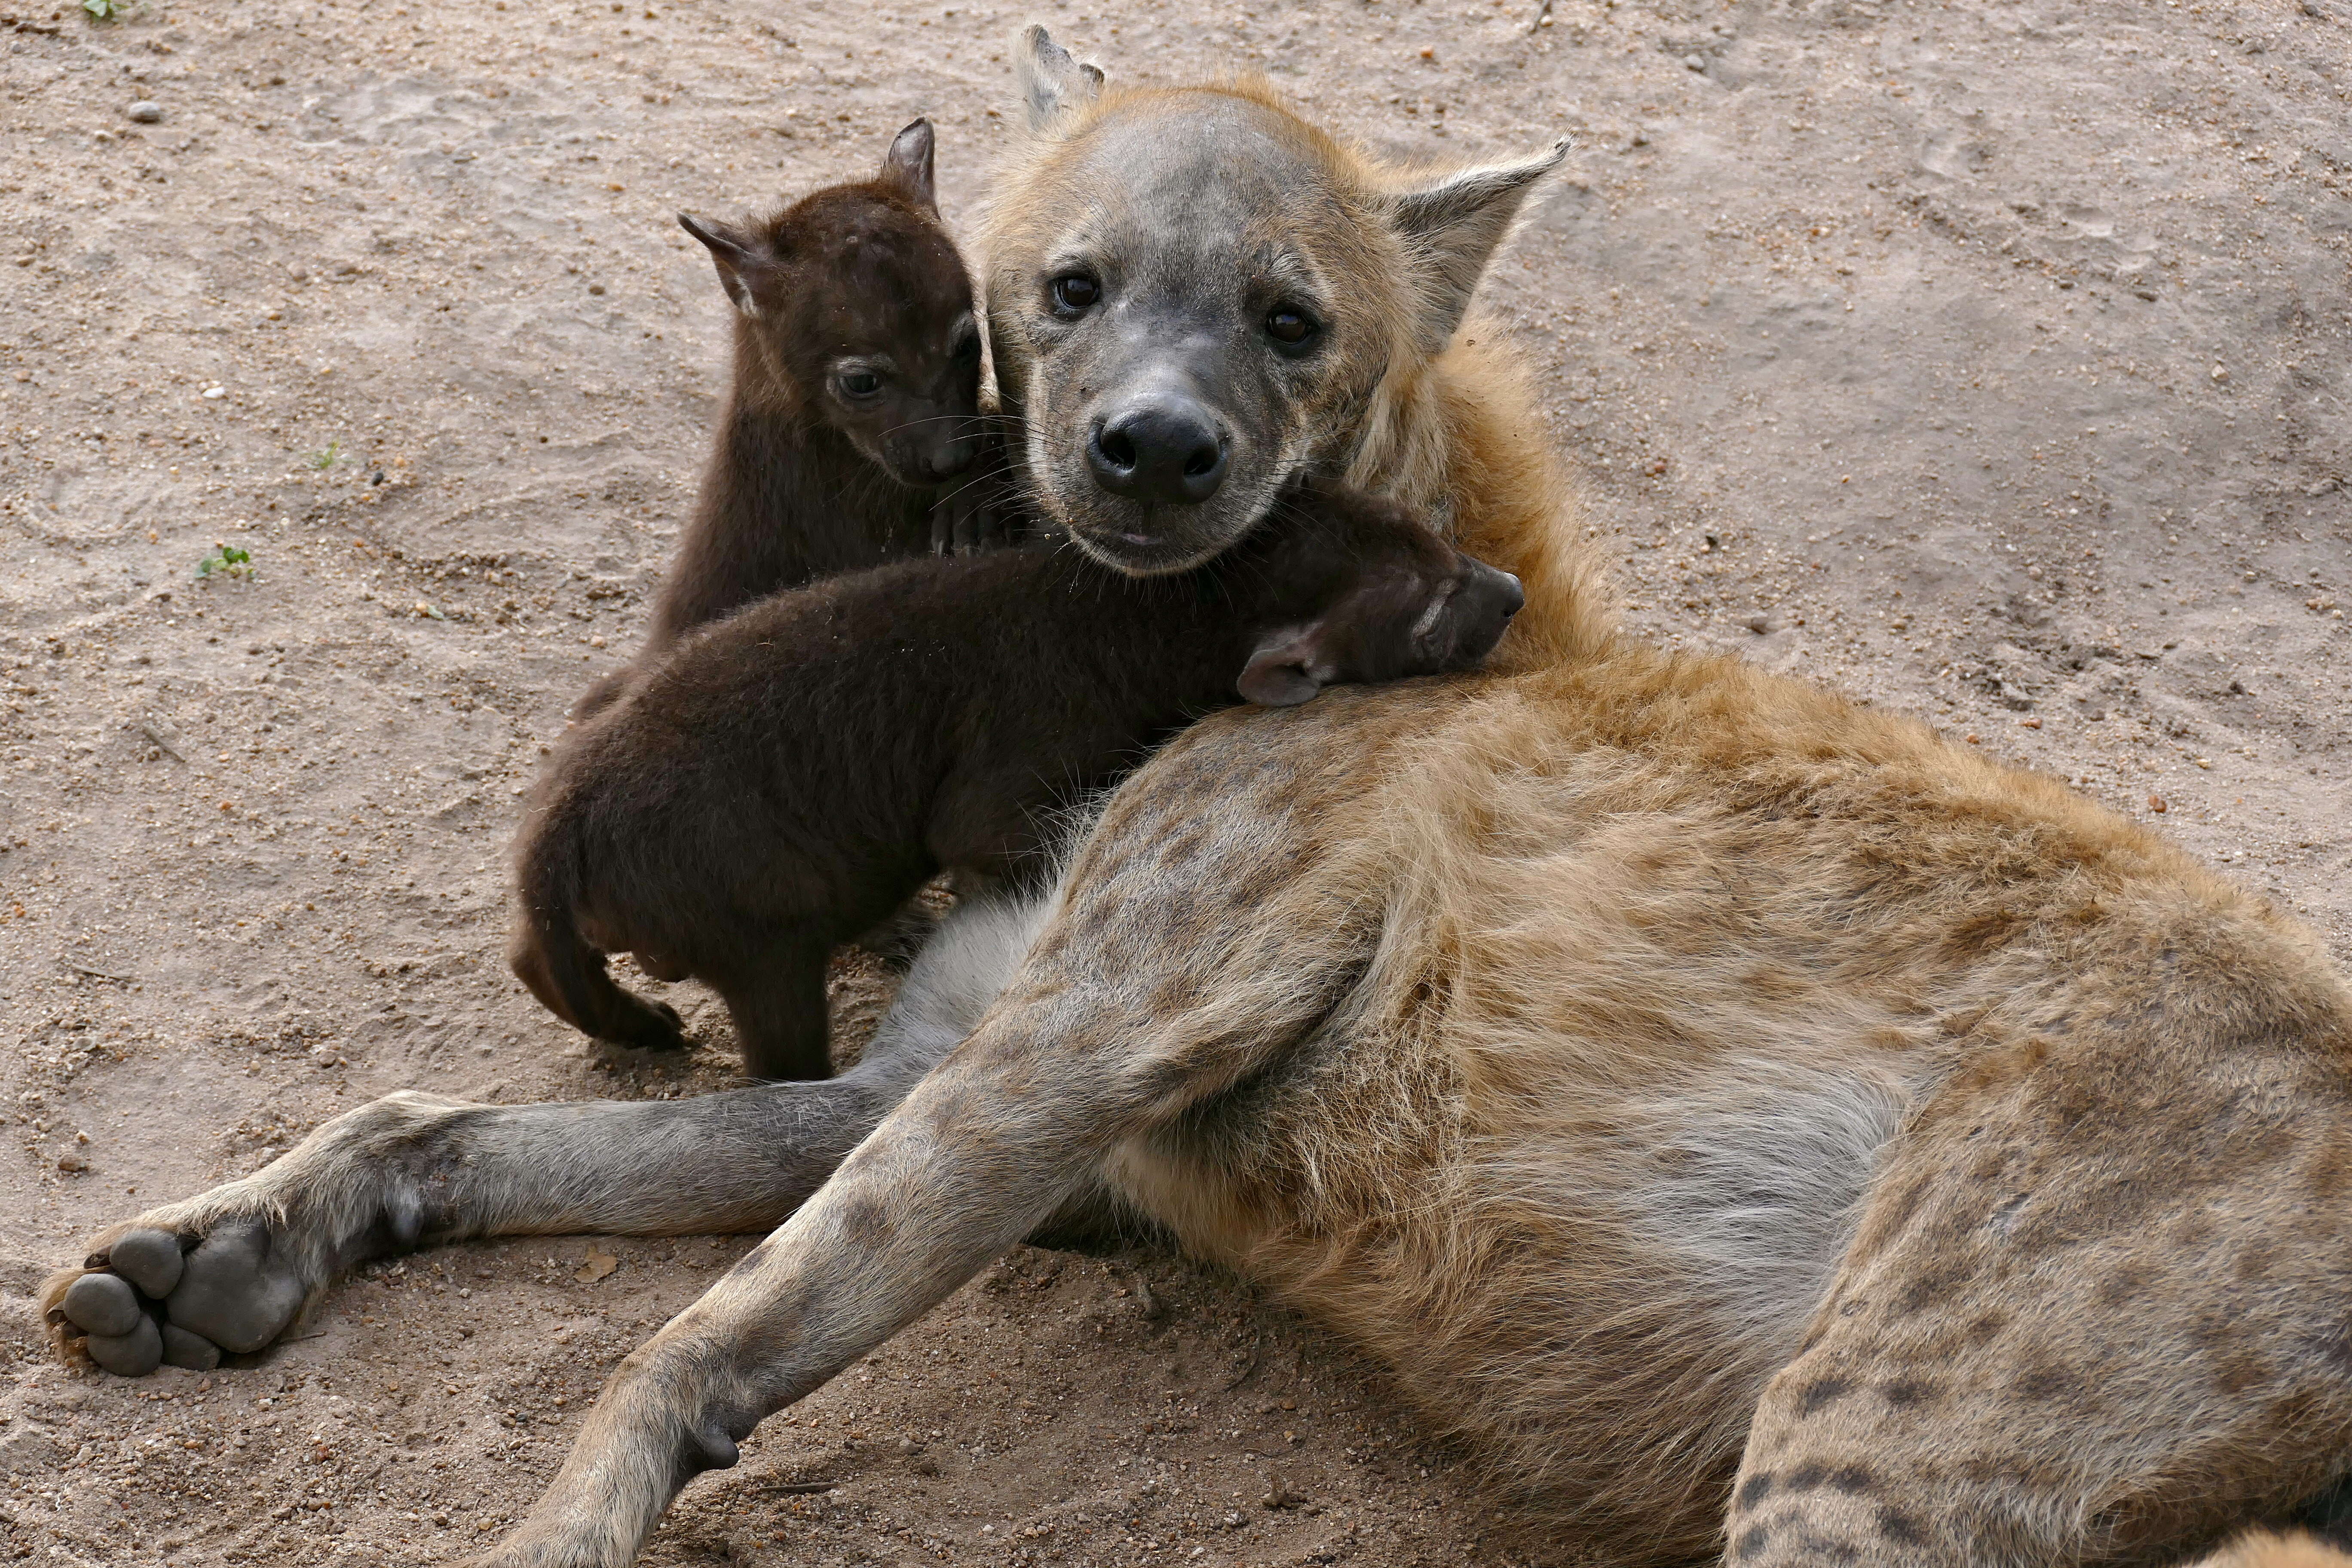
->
(678, 211), (765, 319)
(1381, 138), (1571, 353)
(1238, 629), (1326, 707)
(881, 118), (938, 213)
(1016, 24), (1105, 136)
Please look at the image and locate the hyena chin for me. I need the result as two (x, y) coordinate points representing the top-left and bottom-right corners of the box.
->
(982, 26), (1574, 585)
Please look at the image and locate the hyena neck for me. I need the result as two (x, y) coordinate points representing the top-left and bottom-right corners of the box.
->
(1343, 325), (1615, 672)
(647, 395), (924, 650)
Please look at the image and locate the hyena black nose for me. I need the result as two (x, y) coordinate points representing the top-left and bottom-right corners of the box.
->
(925, 432), (979, 480)
(1087, 398), (1228, 505)
(1457, 562), (1524, 663)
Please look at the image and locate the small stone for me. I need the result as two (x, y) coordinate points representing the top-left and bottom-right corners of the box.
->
(127, 101), (164, 124)
(2149, 795), (2168, 813)
(1684, 53), (1706, 70)
(64, 1272), (143, 1338)
(109, 1229), (186, 1298)
(1743, 613), (1773, 634)
(87, 1315), (163, 1377)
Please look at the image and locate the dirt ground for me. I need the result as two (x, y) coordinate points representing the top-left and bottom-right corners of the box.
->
(0, 0), (2346, 1563)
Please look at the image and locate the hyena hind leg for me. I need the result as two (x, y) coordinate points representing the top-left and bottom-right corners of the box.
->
(1725, 1037), (2352, 1567)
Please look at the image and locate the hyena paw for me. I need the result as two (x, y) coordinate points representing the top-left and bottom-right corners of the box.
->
(38, 1090), (465, 1375)
(43, 1220), (305, 1375)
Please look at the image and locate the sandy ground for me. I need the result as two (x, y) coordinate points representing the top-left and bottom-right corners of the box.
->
(0, 0), (2346, 1563)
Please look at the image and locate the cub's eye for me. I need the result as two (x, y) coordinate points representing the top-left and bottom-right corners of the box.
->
(835, 369), (883, 398)
(1265, 306), (1317, 347)
(1049, 273), (1100, 314)
(952, 328), (983, 362)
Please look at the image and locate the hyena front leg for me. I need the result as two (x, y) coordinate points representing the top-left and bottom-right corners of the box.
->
(41, 893), (1049, 1376)
(460, 710), (1381, 1568)
(1724, 1028), (2352, 1567)
(40, 1075), (913, 1376)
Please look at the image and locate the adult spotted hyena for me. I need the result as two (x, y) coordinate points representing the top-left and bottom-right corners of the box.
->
(41, 30), (2352, 1568)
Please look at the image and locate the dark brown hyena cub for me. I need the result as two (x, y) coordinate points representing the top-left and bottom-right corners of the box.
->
(510, 482), (1523, 1080)
(575, 118), (1011, 717)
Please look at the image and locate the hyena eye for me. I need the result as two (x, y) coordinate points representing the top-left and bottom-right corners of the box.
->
(835, 369), (884, 399)
(1265, 306), (1318, 348)
(1049, 273), (1100, 315)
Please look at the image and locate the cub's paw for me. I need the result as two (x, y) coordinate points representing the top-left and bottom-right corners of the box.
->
(600, 995), (689, 1053)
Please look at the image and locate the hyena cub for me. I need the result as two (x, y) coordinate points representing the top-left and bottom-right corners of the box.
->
(510, 482), (1523, 1080)
(576, 119), (1010, 716)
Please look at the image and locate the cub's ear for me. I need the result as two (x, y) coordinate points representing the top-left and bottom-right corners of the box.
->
(1237, 625), (1331, 708)
(880, 118), (938, 214)
(1016, 24), (1105, 136)
(678, 211), (769, 319)
(1383, 138), (1571, 353)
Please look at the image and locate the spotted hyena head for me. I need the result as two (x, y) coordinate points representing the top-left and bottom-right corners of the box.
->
(983, 28), (1566, 575)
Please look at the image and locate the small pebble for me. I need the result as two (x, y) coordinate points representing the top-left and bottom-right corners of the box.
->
(1684, 54), (1706, 70)
(87, 1315), (163, 1377)
(63, 1272), (142, 1338)
(1743, 613), (1773, 634)
(109, 1228), (186, 1297)
(126, 101), (164, 124)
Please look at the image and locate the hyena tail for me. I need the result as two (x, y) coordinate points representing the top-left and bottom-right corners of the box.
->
(507, 791), (688, 1052)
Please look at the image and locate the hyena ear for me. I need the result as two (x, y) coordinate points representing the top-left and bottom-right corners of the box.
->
(880, 118), (938, 214)
(1237, 624), (1334, 708)
(679, 211), (769, 320)
(1384, 138), (1571, 353)
(1016, 24), (1105, 136)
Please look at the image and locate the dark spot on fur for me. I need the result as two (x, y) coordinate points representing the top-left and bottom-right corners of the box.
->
(1738, 1473), (1776, 1509)
(1828, 1467), (1877, 1494)
(1961, 1311), (2008, 1349)
(1879, 1508), (1927, 1547)
(1788, 1463), (1827, 1492)
(1881, 1378), (1939, 1409)
(2093, 1263), (2153, 1309)
(2213, 1353), (2276, 1396)
(1893, 1268), (1964, 1316)
(1798, 1377), (1855, 1418)
(2011, 1361), (2083, 1403)
(836, 1192), (892, 1246)
(1735, 1525), (1771, 1561)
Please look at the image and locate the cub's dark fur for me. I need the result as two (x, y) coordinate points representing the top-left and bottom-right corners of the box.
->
(511, 484), (1524, 1079)
(576, 119), (1006, 717)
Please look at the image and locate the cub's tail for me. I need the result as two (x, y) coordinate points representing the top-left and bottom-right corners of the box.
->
(508, 784), (686, 1052)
